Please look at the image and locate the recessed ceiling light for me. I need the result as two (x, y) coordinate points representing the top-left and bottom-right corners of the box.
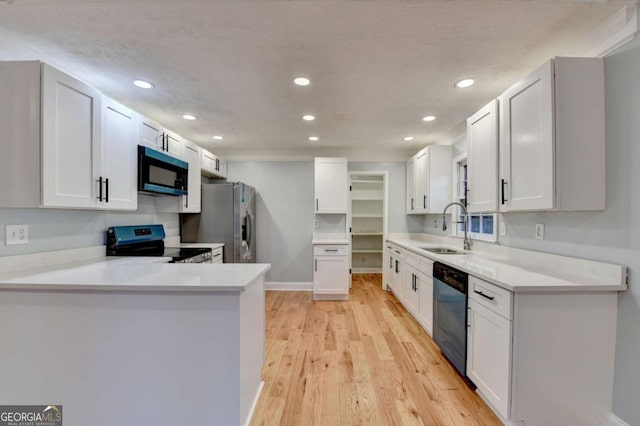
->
(133, 79), (154, 89)
(454, 78), (475, 88)
(302, 114), (315, 121)
(294, 77), (311, 86)
(213, 135), (223, 140)
(309, 136), (319, 141)
(183, 114), (196, 120)
(403, 136), (415, 141)
(422, 115), (436, 122)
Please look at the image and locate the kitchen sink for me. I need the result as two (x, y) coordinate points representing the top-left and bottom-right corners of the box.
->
(420, 247), (465, 254)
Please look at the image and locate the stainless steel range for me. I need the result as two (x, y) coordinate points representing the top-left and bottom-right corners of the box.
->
(106, 225), (213, 263)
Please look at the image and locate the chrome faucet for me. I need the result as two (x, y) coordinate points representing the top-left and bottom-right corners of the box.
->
(442, 202), (472, 251)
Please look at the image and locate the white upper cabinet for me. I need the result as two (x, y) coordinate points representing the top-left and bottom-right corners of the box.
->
(138, 116), (163, 151)
(201, 148), (227, 179)
(181, 140), (202, 213)
(164, 129), (183, 159)
(41, 63), (103, 209)
(406, 145), (452, 214)
(314, 157), (348, 214)
(138, 116), (182, 159)
(101, 96), (138, 210)
(156, 139), (201, 214)
(467, 99), (498, 213)
(498, 57), (605, 212)
(415, 150), (429, 211)
(406, 156), (416, 212)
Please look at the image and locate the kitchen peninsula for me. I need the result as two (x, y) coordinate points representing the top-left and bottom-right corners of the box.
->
(0, 253), (269, 426)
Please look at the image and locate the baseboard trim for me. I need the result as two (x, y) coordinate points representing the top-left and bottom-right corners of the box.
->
(244, 381), (264, 426)
(610, 413), (630, 426)
(265, 281), (313, 291)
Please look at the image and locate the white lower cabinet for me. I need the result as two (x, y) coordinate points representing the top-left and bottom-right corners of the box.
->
(385, 242), (619, 425)
(399, 256), (433, 336)
(313, 245), (349, 300)
(415, 270), (433, 335)
(467, 298), (512, 420)
(211, 247), (223, 264)
(404, 266), (420, 316)
(383, 244), (393, 290)
(390, 248), (404, 303)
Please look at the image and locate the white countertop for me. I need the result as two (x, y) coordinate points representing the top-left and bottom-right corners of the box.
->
(387, 236), (627, 293)
(311, 233), (350, 245)
(0, 256), (270, 293)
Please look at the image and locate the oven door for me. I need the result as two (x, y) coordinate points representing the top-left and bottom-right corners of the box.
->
(433, 276), (468, 377)
(138, 145), (189, 196)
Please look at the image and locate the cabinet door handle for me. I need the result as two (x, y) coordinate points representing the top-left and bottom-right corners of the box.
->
(105, 178), (109, 203)
(325, 249), (339, 252)
(395, 260), (399, 273)
(97, 177), (103, 202)
(315, 258), (318, 272)
(411, 198), (414, 210)
(501, 179), (507, 205)
(394, 250), (401, 254)
(390, 256), (393, 268)
(316, 198), (319, 210)
(474, 290), (495, 301)
(423, 195), (427, 209)
(185, 192), (189, 208)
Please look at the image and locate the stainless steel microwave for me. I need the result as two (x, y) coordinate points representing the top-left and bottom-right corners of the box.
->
(137, 145), (189, 196)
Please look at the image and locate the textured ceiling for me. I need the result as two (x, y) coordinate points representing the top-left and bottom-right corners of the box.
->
(0, 0), (627, 160)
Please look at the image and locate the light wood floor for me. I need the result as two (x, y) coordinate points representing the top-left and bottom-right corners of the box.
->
(250, 274), (501, 426)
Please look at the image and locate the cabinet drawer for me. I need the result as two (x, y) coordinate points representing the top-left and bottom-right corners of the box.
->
(313, 245), (348, 256)
(211, 247), (223, 263)
(388, 244), (404, 259)
(404, 252), (420, 267)
(418, 257), (434, 277)
(468, 276), (513, 320)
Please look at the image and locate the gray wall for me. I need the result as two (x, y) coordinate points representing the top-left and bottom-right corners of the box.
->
(421, 40), (640, 424)
(0, 195), (179, 256)
(226, 161), (315, 283)
(226, 161), (418, 283)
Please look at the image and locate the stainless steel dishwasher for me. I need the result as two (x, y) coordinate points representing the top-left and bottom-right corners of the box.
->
(433, 262), (469, 377)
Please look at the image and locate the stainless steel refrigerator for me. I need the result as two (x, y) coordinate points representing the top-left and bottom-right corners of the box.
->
(181, 182), (256, 263)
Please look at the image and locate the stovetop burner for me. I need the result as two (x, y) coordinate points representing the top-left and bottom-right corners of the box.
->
(163, 247), (212, 262)
(106, 225), (212, 263)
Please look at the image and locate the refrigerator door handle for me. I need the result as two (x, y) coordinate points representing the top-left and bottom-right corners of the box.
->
(246, 212), (253, 255)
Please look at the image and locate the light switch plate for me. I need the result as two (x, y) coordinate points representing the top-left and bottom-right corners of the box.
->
(313, 219), (319, 228)
(6, 224), (29, 245)
(535, 223), (545, 240)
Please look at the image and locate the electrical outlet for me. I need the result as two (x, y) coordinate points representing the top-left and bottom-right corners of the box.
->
(433, 219), (439, 229)
(535, 223), (545, 240)
(313, 219), (318, 228)
(6, 224), (29, 245)
(499, 220), (506, 237)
